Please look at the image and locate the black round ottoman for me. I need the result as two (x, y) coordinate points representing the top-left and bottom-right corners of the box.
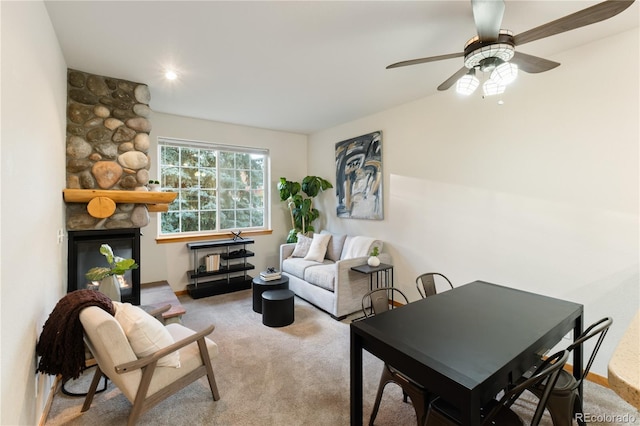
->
(252, 276), (289, 313)
(261, 289), (295, 327)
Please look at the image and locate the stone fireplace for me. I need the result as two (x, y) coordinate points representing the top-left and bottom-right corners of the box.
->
(64, 69), (156, 304)
(65, 69), (153, 230)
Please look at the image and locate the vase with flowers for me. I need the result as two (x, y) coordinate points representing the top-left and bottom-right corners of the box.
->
(85, 244), (139, 302)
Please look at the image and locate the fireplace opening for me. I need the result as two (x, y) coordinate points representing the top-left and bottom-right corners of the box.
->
(68, 228), (141, 305)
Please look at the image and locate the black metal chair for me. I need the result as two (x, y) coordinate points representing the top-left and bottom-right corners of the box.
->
(415, 273), (453, 298)
(425, 350), (570, 426)
(362, 287), (431, 426)
(527, 317), (613, 426)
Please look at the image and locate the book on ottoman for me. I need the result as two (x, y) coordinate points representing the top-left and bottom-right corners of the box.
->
(260, 268), (281, 281)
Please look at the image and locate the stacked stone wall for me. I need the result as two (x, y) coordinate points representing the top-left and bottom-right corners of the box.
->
(65, 69), (152, 230)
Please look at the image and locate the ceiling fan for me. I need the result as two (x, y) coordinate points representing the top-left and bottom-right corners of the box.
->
(387, 0), (635, 96)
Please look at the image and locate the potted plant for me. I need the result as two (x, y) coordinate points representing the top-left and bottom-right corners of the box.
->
(85, 244), (139, 302)
(147, 180), (161, 191)
(278, 176), (333, 243)
(368, 246), (381, 267)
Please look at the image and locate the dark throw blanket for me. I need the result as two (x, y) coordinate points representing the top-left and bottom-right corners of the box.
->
(36, 289), (115, 380)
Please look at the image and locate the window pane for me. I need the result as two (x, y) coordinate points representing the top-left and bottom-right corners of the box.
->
(200, 210), (216, 230)
(181, 211), (199, 232)
(159, 139), (267, 236)
(181, 167), (199, 188)
(236, 190), (250, 209)
(251, 155), (264, 170)
(251, 190), (264, 208)
(200, 150), (217, 168)
(161, 146), (179, 166)
(161, 212), (180, 233)
(219, 169), (235, 190)
(182, 189), (200, 210)
(220, 210), (235, 229)
(219, 190), (235, 209)
(250, 170), (263, 189)
(162, 166), (180, 189)
(181, 148), (199, 167)
(200, 168), (216, 188)
(236, 170), (250, 189)
(200, 189), (217, 210)
(236, 209), (250, 227)
(236, 153), (250, 169)
(251, 209), (264, 227)
(219, 152), (235, 169)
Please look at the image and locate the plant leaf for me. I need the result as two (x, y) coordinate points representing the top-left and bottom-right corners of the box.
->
(99, 244), (115, 266)
(85, 267), (112, 281)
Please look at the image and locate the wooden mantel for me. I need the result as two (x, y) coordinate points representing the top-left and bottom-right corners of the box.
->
(63, 189), (177, 217)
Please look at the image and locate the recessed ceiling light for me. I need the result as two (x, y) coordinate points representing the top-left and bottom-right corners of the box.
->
(164, 70), (178, 81)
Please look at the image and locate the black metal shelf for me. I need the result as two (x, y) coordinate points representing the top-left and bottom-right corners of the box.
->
(186, 237), (256, 299)
(187, 263), (255, 280)
(187, 276), (253, 299)
(220, 250), (255, 260)
(187, 238), (254, 250)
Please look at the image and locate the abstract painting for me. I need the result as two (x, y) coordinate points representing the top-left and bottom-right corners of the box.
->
(335, 131), (383, 220)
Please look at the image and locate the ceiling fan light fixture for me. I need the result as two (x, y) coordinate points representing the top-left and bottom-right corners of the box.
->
(491, 62), (518, 85)
(483, 79), (505, 97)
(456, 69), (480, 96)
(463, 30), (515, 69)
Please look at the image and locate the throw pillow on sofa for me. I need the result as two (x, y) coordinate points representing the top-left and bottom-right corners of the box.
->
(304, 233), (332, 262)
(291, 233), (313, 257)
(320, 230), (347, 262)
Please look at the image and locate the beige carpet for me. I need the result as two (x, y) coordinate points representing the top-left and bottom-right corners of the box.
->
(46, 289), (638, 425)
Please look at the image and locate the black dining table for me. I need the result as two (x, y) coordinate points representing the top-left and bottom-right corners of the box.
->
(350, 280), (584, 426)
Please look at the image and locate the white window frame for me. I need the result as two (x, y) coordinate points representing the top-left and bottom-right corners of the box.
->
(157, 137), (270, 238)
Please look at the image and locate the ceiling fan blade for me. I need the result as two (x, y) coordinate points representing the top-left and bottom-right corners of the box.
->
(472, 0), (505, 41)
(513, 0), (635, 46)
(511, 52), (560, 73)
(387, 52), (464, 69)
(437, 67), (470, 91)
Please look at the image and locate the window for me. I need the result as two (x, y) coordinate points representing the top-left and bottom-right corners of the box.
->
(158, 137), (269, 236)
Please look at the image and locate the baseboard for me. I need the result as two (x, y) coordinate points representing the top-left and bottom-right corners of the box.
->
(38, 375), (61, 426)
(565, 365), (610, 388)
(175, 289), (188, 296)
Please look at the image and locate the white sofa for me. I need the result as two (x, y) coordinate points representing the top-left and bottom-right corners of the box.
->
(279, 231), (391, 320)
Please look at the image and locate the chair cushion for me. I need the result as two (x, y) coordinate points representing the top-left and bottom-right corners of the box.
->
(303, 233), (332, 262)
(114, 302), (181, 368)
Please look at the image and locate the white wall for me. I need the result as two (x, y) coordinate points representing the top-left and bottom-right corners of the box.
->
(142, 112), (307, 292)
(0, 1), (68, 424)
(308, 28), (639, 376)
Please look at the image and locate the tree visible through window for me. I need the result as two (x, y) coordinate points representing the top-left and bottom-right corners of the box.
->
(158, 138), (268, 236)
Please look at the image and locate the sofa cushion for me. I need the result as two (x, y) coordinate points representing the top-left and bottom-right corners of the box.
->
(341, 236), (383, 260)
(321, 230), (347, 262)
(291, 233), (312, 257)
(304, 233), (332, 262)
(282, 257), (332, 279)
(303, 263), (336, 292)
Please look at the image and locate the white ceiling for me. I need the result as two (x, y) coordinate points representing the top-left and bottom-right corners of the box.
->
(45, 1), (638, 135)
